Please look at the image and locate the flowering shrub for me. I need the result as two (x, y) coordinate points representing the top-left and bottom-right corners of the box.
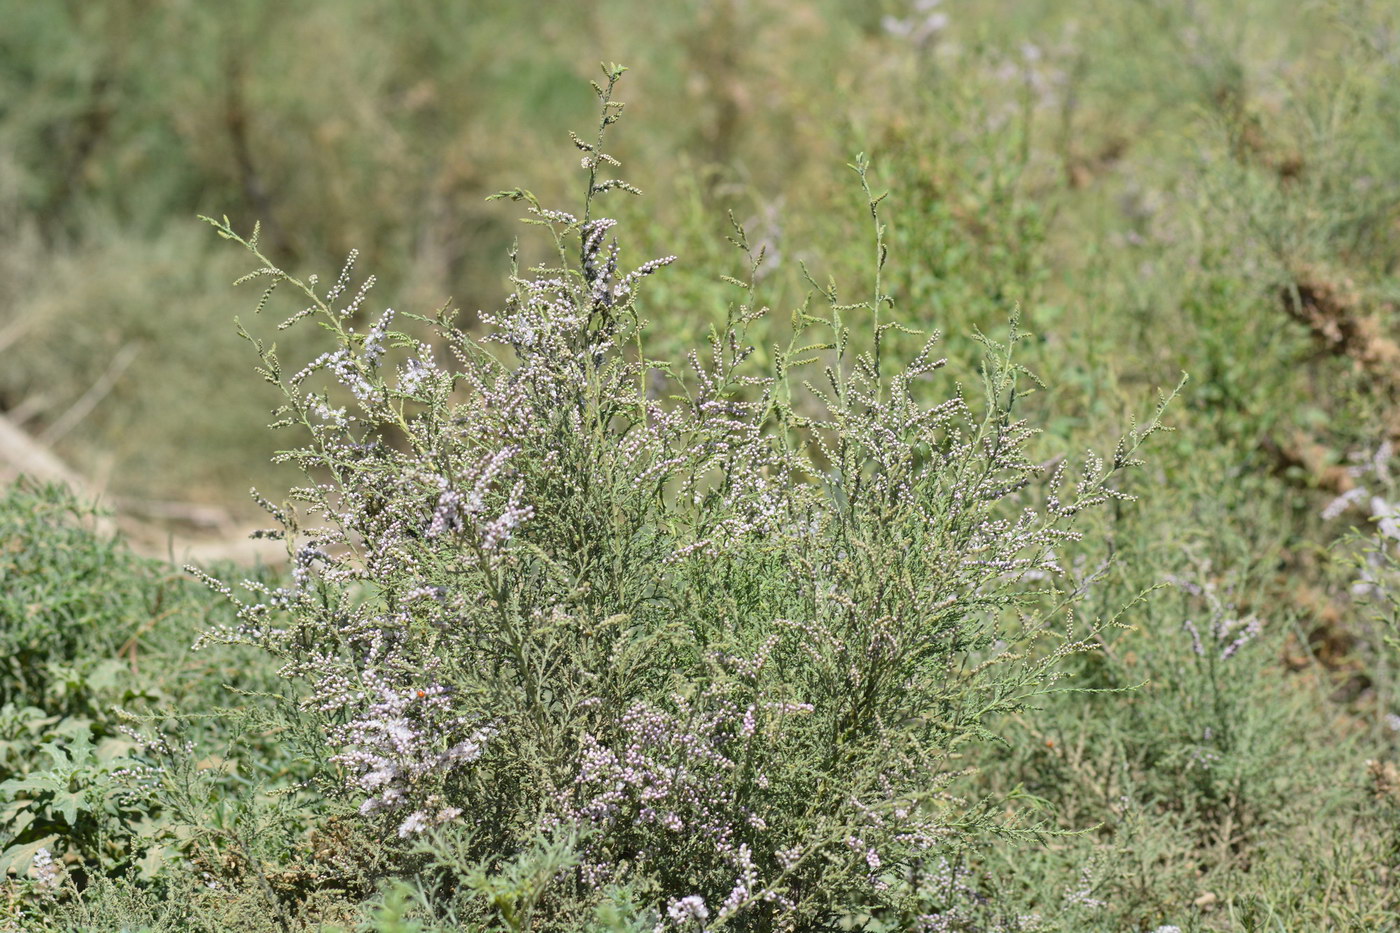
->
(194, 66), (1173, 930)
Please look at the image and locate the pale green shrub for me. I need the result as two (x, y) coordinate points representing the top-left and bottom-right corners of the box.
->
(174, 67), (1173, 930)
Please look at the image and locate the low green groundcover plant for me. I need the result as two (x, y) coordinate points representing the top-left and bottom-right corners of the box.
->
(0, 481), (297, 928)
(18, 68), (1179, 931)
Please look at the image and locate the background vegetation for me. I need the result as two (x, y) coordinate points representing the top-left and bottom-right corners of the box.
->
(3, 0), (1400, 929)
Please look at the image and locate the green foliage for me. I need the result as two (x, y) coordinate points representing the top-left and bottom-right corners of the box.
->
(0, 482), (306, 930)
(0, 483), (164, 878)
(0, 483), (152, 715)
(8, 1), (1400, 929)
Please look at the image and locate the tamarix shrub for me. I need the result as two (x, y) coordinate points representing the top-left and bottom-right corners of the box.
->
(191, 67), (1175, 931)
